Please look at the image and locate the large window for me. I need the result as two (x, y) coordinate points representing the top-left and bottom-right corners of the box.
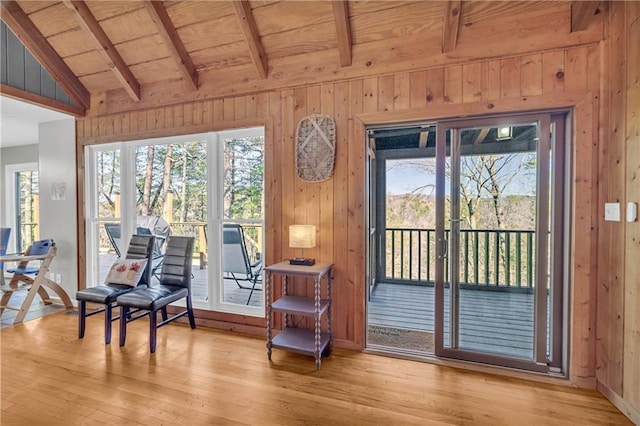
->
(85, 127), (265, 317)
(4, 163), (39, 253)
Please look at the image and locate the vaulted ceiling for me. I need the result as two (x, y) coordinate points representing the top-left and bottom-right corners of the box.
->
(0, 1), (602, 116)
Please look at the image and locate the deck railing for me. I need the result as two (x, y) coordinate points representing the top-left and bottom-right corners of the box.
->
(385, 227), (535, 289)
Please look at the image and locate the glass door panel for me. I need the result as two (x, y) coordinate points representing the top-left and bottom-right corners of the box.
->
(436, 115), (557, 372)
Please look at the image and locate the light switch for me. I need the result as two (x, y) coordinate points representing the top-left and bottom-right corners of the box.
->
(605, 203), (620, 221)
(627, 202), (637, 222)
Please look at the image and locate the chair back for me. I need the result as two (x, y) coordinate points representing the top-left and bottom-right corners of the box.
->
(26, 239), (54, 256)
(222, 224), (252, 275)
(104, 223), (122, 257)
(159, 236), (194, 289)
(124, 235), (155, 286)
(0, 227), (10, 270)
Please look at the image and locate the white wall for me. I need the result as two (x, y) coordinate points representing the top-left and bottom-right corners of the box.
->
(38, 119), (77, 301)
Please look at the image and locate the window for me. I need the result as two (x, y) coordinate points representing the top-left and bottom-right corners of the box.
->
(85, 127), (265, 317)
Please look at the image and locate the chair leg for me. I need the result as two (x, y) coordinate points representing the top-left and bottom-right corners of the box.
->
(119, 306), (129, 347)
(105, 304), (113, 344)
(187, 296), (196, 329)
(78, 301), (86, 339)
(161, 306), (168, 321)
(149, 310), (157, 353)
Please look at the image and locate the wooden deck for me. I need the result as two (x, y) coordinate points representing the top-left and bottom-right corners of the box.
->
(368, 282), (535, 359)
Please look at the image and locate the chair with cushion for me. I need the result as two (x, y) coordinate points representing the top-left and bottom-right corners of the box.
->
(223, 224), (263, 305)
(2, 239), (55, 310)
(76, 234), (154, 344)
(117, 236), (196, 353)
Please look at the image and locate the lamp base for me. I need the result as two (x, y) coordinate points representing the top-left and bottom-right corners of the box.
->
(289, 258), (315, 266)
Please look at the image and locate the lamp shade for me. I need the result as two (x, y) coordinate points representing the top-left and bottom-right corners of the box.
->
(289, 225), (316, 248)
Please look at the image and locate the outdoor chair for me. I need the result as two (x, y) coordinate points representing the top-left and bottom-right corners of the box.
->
(223, 224), (263, 305)
(116, 236), (196, 353)
(1, 239), (55, 312)
(76, 234), (154, 344)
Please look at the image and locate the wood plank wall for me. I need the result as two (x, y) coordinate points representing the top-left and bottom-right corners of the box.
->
(596, 2), (640, 423)
(77, 44), (601, 387)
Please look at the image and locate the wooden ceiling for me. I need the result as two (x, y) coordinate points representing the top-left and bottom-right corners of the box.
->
(0, 1), (602, 115)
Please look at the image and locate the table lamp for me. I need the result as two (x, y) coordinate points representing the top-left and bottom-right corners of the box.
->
(289, 224), (316, 266)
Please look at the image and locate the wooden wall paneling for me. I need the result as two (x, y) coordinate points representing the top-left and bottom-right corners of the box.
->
(377, 75), (394, 112)
(192, 102), (202, 126)
(500, 57), (521, 99)
(542, 50), (566, 94)
(333, 80), (350, 343)
(565, 47), (589, 92)
(481, 60), (501, 101)
(173, 104), (184, 128)
(213, 99), (224, 124)
(121, 112), (130, 134)
(596, 0), (626, 396)
(257, 92), (270, 118)
(306, 85), (322, 264)
(348, 79), (364, 345)
(520, 54), (543, 97)
(362, 77), (378, 113)
(234, 96), (246, 121)
(571, 96), (597, 385)
(426, 67), (445, 106)
(444, 65), (462, 104)
(624, 0), (640, 413)
(320, 82), (335, 266)
(393, 72), (410, 110)
(183, 103), (193, 127)
(202, 100), (213, 124)
(223, 98), (235, 122)
(462, 62), (481, 103)
(410, 70), (427, 109)
(245, 95), (257, 119)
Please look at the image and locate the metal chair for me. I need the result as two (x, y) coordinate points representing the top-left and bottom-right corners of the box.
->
(116, 236), (196, 353)
(223, 224), (263, 305)
(76, 235), (154, 344)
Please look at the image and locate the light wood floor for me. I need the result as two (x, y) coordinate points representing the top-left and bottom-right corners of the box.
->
(1, 311), (631, 425)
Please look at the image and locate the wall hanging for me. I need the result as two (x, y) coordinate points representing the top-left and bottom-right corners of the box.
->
(295, 114), (336, 182)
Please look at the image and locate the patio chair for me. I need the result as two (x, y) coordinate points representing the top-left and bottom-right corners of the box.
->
(223, 224), (263, 305)
(116, 236), (196, 353)
(76, 234), (154, 344)
(1, 239), (59, 318)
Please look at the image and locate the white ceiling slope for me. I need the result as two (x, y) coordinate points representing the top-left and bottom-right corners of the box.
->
(0, 96), (71, 148)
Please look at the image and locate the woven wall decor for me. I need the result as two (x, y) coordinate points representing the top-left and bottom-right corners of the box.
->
(295, 114), (336, 182)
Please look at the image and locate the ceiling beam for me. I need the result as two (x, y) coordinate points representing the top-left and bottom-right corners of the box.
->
(62, 0), (141, 102)
(144, 1), (198, 91)
(232, 0), (268, 79)
(332, 1), (352, 67)
(0, 1), (90, 110)
(474, 128), (490, 145)
(1, 84), (86, 117)
(442, 0), (462, 53)
(571, 1), (600, 32)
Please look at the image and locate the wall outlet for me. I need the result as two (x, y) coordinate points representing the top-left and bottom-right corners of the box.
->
(604, 203), (621, 221)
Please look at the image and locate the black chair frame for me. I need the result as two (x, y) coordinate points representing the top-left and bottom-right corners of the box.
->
(117, 236), (196, 353)
(76, 235), (155, 344)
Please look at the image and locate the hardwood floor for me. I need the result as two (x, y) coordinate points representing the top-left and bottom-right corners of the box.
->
(1, 311), (631, 425)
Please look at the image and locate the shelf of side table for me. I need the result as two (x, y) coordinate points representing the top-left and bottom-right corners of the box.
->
(265, 261), (333, 370)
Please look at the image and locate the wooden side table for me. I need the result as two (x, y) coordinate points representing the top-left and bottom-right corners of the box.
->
(265, 261), (333, 370)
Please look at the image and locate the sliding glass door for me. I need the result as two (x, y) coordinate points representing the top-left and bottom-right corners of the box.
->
(434, 114), (566, 372)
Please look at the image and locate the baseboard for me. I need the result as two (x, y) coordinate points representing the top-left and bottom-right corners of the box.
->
(597, 381), (640, 425)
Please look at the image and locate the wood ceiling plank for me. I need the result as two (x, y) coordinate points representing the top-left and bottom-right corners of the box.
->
(144, 1), (198, 91)
(26, 2), (79, 37)
(250, 1), (333, 35)
(1, 0), (90, 109)
(190, 42), (253, 71)
(49, 28), (96, 58)
(62, 0), (141, 101)
(79, 70), (121, 92)
(261, 21), (336, 60)
(350, 2), (442, 45)
(232, 0), (268, 79)
(115, 35), (172, 66)
(97, 7), (159, 45)
(130, 57), (182, 84)
(571, 1), (600, 32)
(165, 1), (235, 29)
(460, 0), (552, 25)
(176, 15), (245, 53)
(64, 50), (109, 77)
(84, 1), (144, 21)
(442, 0), (462, 53)
(15, 1), (55, 15)
(332, 1), (352, 67)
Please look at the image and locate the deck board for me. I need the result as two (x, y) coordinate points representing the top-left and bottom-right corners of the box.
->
(368, 282), (535, 358)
